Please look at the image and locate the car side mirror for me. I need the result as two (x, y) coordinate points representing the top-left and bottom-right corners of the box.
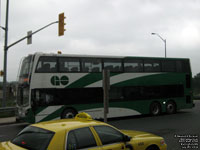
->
(123, 135), (132, 142)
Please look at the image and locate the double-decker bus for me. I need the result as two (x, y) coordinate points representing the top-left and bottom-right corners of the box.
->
(16, 52), (194, 123)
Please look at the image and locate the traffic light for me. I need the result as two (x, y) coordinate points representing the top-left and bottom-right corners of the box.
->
(0, 70), (4, 76)
(58, 13), (66, 36)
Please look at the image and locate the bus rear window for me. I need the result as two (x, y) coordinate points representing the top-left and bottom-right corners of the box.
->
(12, 126), (54, 150)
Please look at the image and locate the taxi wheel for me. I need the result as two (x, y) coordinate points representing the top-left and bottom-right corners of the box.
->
(166, 101), (176, 114)
(125, 144), (133, 150)
(150, 102), (161, 116)
(61, 108), (77, 119)
(146, 145), (160, 150)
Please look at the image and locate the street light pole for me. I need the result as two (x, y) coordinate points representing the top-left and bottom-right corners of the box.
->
(151, 33), (166, 58)
(2, 0), (9, 107)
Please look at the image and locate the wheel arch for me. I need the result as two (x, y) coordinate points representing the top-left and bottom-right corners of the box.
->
(60, 107), (78, 119)
(146, 144), (160, 150)
(149, 101), (162, 115)
(166, 99), (177, 113)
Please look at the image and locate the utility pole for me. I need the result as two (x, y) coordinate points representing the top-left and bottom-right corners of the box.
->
(103, 69), (110, 123)
(2, 0), (9, 107)
(151, 33), (167, 58)
(1, 10), (65, 107)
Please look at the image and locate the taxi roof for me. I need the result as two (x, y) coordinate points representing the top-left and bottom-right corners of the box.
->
(32, 115), (107, 132)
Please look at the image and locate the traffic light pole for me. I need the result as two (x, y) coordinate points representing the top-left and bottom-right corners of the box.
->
(1, 20), (59, 107)
(7, 21), (58, 49)
(2, 0), (9, 107)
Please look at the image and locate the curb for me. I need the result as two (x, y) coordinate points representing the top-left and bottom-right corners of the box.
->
(0, 117), (16, 125)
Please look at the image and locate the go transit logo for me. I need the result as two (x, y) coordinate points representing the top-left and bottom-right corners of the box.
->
(51, 76), (69, 86)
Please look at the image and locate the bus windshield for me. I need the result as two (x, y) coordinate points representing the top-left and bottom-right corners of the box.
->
(17, 86), (29, 106)
(19, 55), (32, 78)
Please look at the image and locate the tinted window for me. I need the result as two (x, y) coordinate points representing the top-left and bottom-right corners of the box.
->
(32, 88), (103, 106)
(94, 125), (124, 145)
(177, 60), (191, 73)
(19, 55), (32, 77)
(144, 60), (160, 72)
(104, 59), (122, 72)
(12, 126), (54, 150)
(82, 58), (102, 72)
(123, 85), (184, 100)
(124, 59), (143, 72)
(59, 58), (80, 72)
(182, 60), (191, 73)
(36, 57), (57, 73)
(161, 60), (176, 72)
(67, 127), (97, 150)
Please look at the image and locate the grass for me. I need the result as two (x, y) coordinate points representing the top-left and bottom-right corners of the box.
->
(0, 96), (16, 118)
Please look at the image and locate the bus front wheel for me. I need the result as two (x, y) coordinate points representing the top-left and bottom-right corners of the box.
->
(150, 102), (161, 116)
(61, 108), (77, 119)
(166, 101), (176, 114)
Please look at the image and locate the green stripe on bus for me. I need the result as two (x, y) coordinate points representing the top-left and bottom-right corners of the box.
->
(112, 73), (184, 87)
(67, 73), (120, 88)
(40, 106), (65, 122)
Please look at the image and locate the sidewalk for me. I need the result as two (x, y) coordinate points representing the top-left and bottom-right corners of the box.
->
(0, 117), (16, 125)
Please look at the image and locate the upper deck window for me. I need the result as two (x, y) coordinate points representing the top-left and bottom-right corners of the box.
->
(176, 60), (191, 73)
(59, 57), (80, 72)
(124, 59), (143, 72)
(144, 60), (161, 72)
(36, 57), (57, 73)
(19, 55), (32, 77)
(103, 59), (122, 72)
(161, 60), (176, 72)
(81, 58), (102, 72)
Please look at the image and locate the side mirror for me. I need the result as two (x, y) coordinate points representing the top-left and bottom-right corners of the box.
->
(123, 135), (132, 142)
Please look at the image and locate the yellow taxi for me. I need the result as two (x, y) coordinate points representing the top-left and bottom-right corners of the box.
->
(0, 113), (167, 150)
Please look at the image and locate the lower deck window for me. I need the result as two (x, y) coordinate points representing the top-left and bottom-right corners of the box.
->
(31, 84), (184, 107)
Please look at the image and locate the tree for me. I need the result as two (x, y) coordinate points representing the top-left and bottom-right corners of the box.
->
(193, 73), (200, 98)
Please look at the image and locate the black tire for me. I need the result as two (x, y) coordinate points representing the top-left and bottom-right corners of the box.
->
(150, 102), (162, 116)
(146, 145), (160, 150)
(125, 144), (133, 150)
(166, 101), (176, 114)
(61, 108), (77, 119)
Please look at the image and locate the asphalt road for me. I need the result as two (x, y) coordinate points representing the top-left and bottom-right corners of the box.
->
(0, 101), (199, 150)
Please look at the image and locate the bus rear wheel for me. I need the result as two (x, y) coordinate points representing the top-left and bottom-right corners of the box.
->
(166, 101), (176, 114)
(150, 102), (161, 116)
(61, 108), (77, 119)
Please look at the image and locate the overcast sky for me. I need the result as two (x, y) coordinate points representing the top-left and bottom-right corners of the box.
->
(0, 0), (200, 81)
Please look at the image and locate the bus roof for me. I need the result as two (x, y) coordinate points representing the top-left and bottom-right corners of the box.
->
(30, 52), (190, 60)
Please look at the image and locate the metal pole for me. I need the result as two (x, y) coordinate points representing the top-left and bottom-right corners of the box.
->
(103, 69), (110, 123)
(151, 33), (167, 58)
(2, 0), (9, 107)
(7, 21), (58, 49)
(164, 39), (166, 58)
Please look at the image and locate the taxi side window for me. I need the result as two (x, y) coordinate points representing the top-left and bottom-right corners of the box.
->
(66, 127), (97, 150)
(94, 125), (124, 145)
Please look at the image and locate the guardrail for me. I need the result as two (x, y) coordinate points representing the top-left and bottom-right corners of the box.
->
(0, 107), (16, 113)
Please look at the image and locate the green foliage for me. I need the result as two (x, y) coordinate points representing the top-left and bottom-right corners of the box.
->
(193, 73), (200, 99)
(0, 82), (2, 89)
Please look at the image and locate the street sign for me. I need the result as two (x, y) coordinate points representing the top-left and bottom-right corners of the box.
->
(27, 31), (32, 45)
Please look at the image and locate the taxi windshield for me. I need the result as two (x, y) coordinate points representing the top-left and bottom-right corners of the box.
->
(12, 126), (54, 150)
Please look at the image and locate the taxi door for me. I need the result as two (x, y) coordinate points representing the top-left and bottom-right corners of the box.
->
(100, 143), (126, 150)
(90, 125), (128, 150)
